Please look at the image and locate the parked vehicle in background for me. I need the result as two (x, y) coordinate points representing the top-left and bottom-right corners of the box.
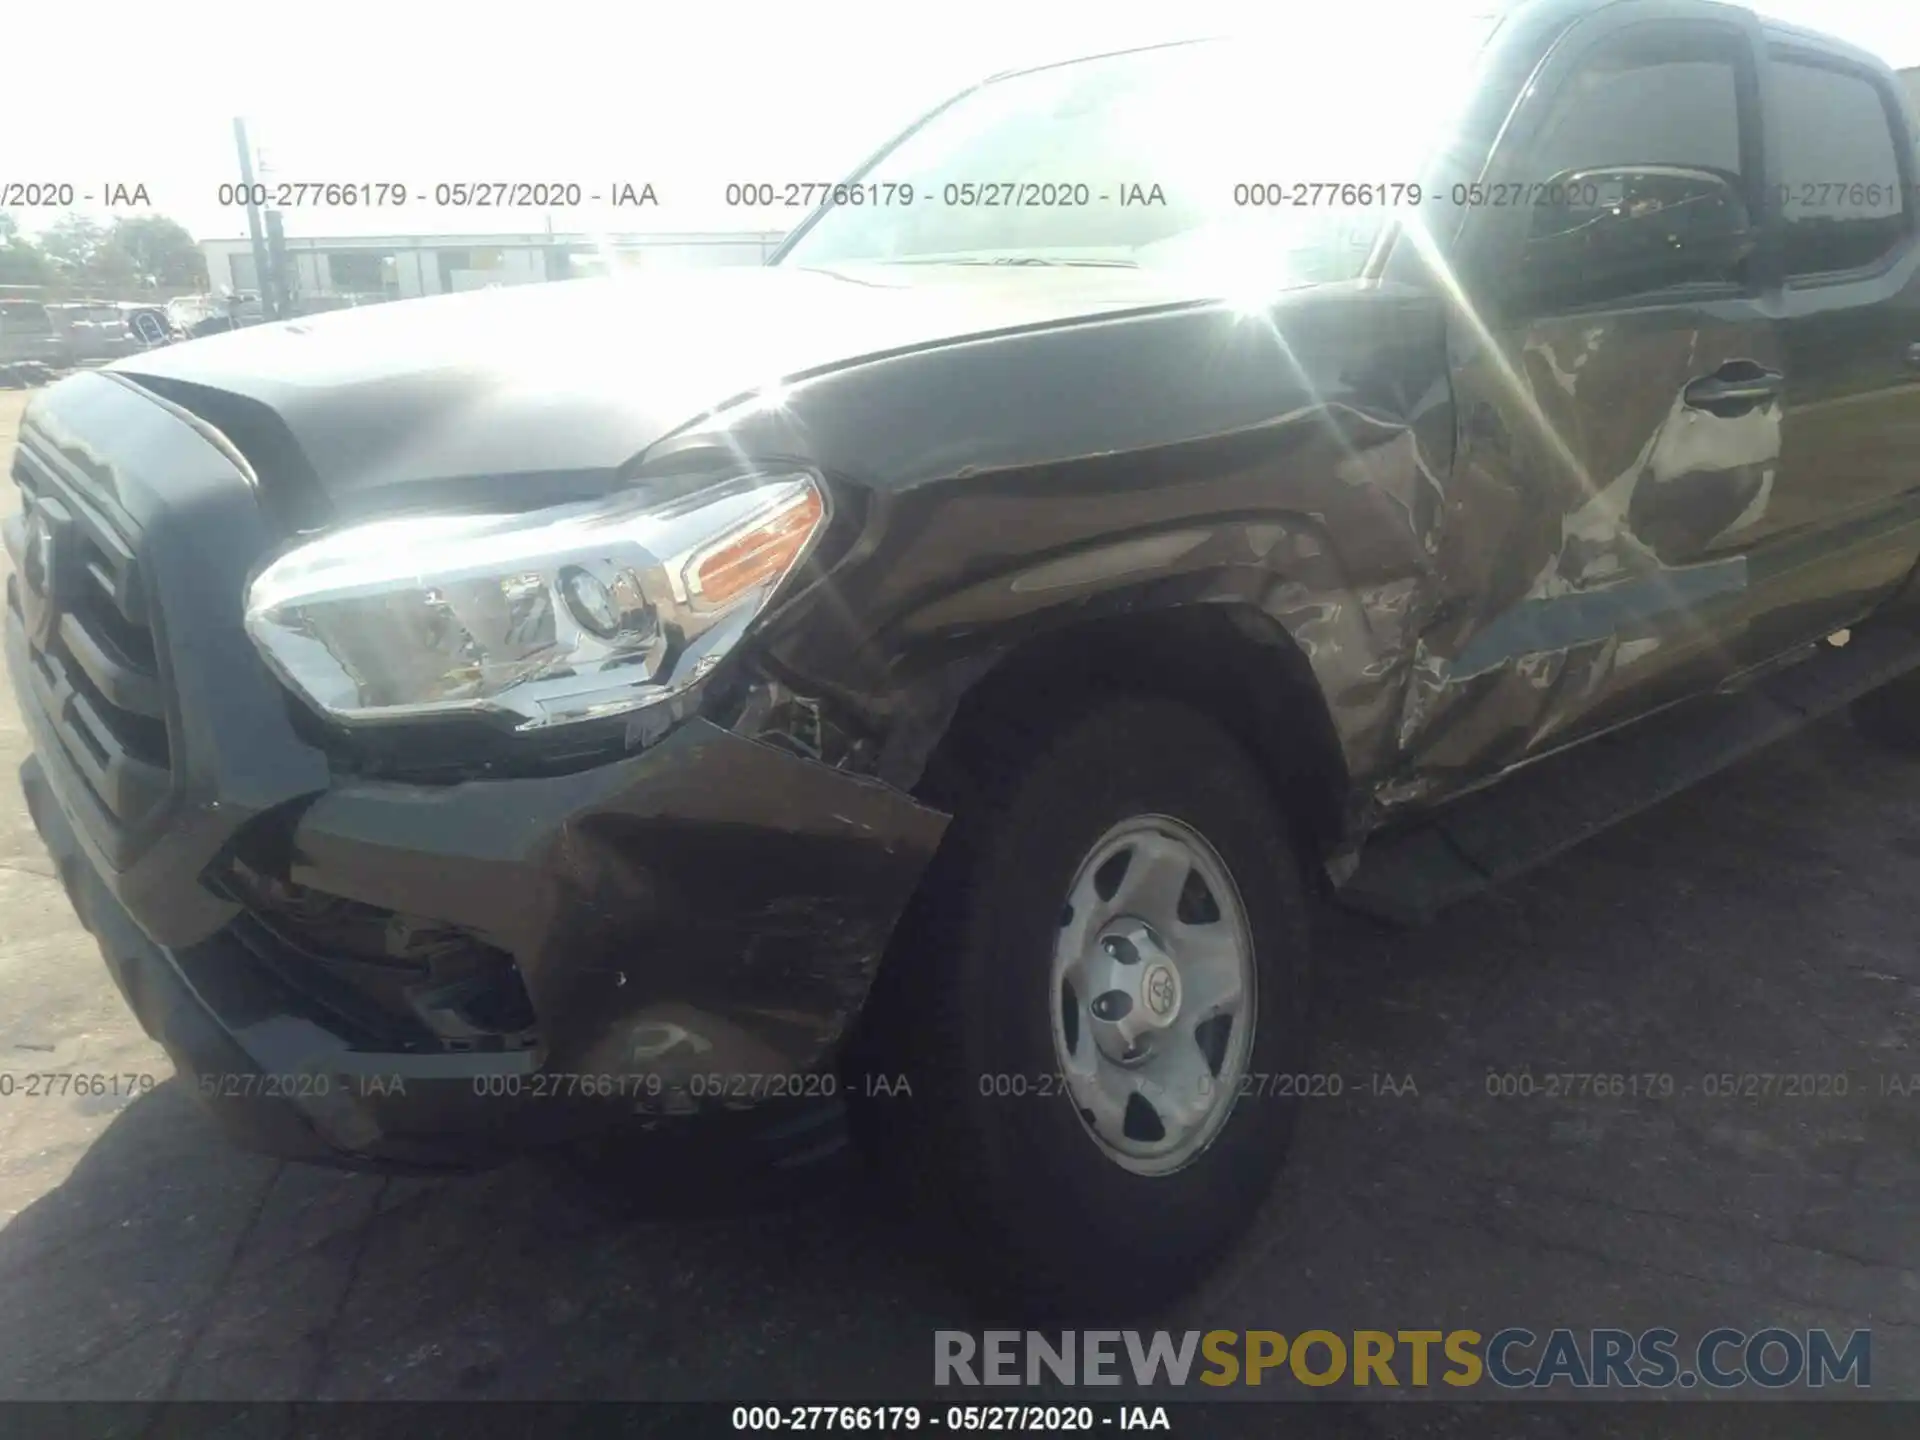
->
(0, 363), (55, 389)
(120, 304), (184, 349)
(176, 292), (270, 340)
(11, 0), (1920, 1314)
(0, 300), (64, 369)
(44, 303), (148, 364)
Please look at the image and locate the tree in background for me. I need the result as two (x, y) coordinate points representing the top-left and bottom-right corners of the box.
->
(0, 212), (54, 286)
(107, 216), (209, 289)
(23, 211), (207, 293)
(37, 212), (108, 278)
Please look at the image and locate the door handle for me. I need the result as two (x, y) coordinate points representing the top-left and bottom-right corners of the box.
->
(1683, 365), (1784, 414)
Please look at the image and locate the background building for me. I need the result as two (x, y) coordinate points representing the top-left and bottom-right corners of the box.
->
(200, 229), (787, 305)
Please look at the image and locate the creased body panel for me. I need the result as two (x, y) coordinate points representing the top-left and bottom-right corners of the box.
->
(1392, 300), (1788, 805)
(666, 283), (1458, 816)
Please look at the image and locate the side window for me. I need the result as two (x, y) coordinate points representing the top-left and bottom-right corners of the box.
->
(1531, 36), (1743, 181)
(1768, 57), (1909, 277)
(1510, 26), (1754, 309)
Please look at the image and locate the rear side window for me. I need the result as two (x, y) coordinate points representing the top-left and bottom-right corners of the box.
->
(1768, 57), (1909, 276)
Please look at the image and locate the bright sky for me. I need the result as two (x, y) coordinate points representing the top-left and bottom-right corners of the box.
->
(5, 0), (1916, 245)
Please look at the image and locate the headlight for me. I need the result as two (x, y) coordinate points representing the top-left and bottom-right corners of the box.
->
(244, 471), (825, 730)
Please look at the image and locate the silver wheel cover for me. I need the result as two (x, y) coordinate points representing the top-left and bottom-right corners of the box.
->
(1048, 814), (1258, 1176)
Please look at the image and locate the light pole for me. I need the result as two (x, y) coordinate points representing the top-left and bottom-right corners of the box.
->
(231, 118), (278, 320)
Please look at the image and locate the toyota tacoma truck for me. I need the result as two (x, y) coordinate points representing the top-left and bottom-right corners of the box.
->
(10, 0), (1920, 1313)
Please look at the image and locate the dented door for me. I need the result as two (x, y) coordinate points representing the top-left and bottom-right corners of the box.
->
(1414, 7), (1782, 774)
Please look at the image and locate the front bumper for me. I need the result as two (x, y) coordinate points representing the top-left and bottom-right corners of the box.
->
(5, 375), (949, 1173)
(13, 707), (948, 1170)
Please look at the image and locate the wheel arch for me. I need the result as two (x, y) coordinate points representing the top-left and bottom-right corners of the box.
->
(901, 601), (1356, 867)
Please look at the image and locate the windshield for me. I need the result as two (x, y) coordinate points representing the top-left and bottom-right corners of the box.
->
(779, 19), (1500, 285)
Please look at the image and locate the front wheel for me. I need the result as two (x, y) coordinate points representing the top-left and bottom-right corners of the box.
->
(867, 697), (1313, 1316)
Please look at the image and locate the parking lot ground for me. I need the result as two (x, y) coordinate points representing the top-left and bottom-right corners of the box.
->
(1, 384), (1917, 1414)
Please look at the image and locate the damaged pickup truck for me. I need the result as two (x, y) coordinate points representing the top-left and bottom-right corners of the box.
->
(11, 0), (1920, 1312)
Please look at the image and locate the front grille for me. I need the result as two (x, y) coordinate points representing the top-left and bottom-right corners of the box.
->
(7, 443), (173, 832)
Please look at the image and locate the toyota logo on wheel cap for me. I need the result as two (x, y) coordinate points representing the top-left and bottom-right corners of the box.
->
(1143, 962), (1178, 1018)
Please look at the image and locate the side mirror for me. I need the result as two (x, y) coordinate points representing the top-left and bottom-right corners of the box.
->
(1515, 166), (1755, 309)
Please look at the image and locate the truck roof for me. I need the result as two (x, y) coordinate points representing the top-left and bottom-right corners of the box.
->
(1756, 16), (1890, 72)
(986, 0), (1901, 89)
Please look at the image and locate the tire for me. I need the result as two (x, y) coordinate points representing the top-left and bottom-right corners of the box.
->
(859, 695), (1313, 1317)
(1852, 668), (1920, 752)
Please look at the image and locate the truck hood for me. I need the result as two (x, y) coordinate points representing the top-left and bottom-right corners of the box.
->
(111, 264), (1215, 512)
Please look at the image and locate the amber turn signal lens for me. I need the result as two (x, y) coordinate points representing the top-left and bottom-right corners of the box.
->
(687, 485), (824, 606)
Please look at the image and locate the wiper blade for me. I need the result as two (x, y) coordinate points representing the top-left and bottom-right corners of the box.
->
(998, 257), (1141, 268)
(890, 255), (1141, 268)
